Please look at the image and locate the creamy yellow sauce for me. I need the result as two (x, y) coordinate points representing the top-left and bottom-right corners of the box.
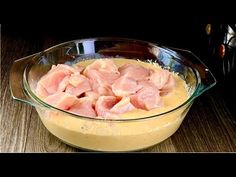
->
(36, 58), (191, 151)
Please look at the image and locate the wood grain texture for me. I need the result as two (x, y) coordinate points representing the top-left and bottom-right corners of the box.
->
(1, 35), (236, 152)
(1, 37), (35, 152)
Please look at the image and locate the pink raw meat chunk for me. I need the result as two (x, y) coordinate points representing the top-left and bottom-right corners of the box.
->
(138, 79), (157, 88)
(35, 83), (50, 98)
(84, 59), (120, 87)
(89, 77), (115, 96)
(86, 69), (119, 86)
(38, 70), (67, 94)
(95, 96), (119, 118)
(110, 97), (135, 114)
(69, 97), (96, 117)
(35, 59), (175, 118)
(130, 86), (163, 110)
(95, 85), (114, 96)
(43, 92), (78, 110)
(84, 59), (119, 75)
(36, 64), (79, 95)
(118, 63), (151, 81)
(87, 70), (118, 96)
(84, 91), (100, 103)
(112, 74), (143, 97)
(57, 75), (70, 92)
(149, 69), (176, 94)
(50, 64), (81, 74)
(86, 70), (108, 87)
(160, 73), (176, 95)
(65, 74), (91, 96)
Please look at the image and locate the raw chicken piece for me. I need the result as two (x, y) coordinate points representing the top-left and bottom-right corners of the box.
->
(110, 97), (135, 114)
(89, 78), (115, 96)
(84, 59), (120, 86)
(86, 69), (109, 87)
(49, 64), (80, 74)
(95, 96), (119, 118)
(57, 75), (70, 92)
(86, 69), (119, 86)
(44, 92), (78, 110)
(86, 69), (117, 97)
(38, 70), (68, 94)
(36, 59), (174, 118)
(68, 73), (82, 87)
(37, 64), (79, 94)
(138, 79), (157, 88)
(65, 74), (91, 96)
(84, 91), (100, 103)
(35, 83), (49, 98)
(118, 63), (151, 81)
(149, 69), (175, 91)
(96, 85), (115, 96)
(84, 59), (119, 75)
(112, 74), (143, 97)
(130, 86), (163, 110)
(84, 60), (120, 97)
(160, 73), (176, 95)
(69, 97), (96, 117)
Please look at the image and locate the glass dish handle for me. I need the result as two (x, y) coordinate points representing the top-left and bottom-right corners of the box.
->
(168, 47), (217, 97)
(9, 53), (39, 106)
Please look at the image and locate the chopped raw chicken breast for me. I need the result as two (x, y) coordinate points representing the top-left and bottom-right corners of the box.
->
(84, 91), (100, 103)
(65, 74), (91, 96)
(110, 97), (135, 114)
(112, 74), (143, 97)
(57, 75), (70, 92)
(84, 59), (119, 75)
(69, 97), (96, 117)
(149, 69), (176, 94)
(44, 92), (78, 110)
(130, 86), (163, 110)
(36, 64), (79, 95)
(50, 64), (81, 74)
(35, 59), (176, 119)
(35, 82), (50, 98)
(95, 96), (119, 118)
(84, 59), (119, 83)
(118, 63), (151, 81)
(86, 69), (120, 86)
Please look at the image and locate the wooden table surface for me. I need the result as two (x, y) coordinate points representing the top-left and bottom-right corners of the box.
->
(1, 35), (236, 152)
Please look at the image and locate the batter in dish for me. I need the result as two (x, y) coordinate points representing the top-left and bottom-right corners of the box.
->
(35, 58), (190, 151)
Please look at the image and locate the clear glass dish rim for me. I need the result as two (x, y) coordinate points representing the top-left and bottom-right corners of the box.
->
(23, 37), (213, 122)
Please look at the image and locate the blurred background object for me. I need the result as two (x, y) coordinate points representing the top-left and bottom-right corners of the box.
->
(203, 24), (236, 81)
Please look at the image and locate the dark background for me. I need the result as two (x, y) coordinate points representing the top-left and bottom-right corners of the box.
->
(2, 23), (205, 50)
(2, 23), (208, 70)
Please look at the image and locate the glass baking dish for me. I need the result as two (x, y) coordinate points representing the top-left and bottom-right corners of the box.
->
(9, 37), (216, 151)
